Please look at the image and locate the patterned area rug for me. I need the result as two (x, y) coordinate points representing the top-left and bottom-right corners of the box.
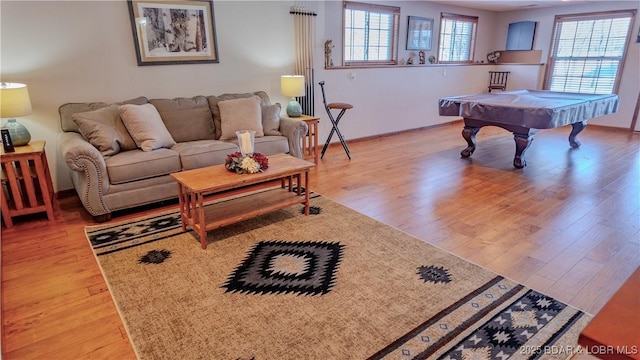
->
(86, 191), (591, 360)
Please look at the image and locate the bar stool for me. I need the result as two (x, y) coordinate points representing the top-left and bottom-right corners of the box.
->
(318, 81), (353, 159)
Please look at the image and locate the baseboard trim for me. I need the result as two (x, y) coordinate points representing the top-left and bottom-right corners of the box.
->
(345, 119), (463, 145)
(55, 189), (78, 199)
(335, 119), (636, 147)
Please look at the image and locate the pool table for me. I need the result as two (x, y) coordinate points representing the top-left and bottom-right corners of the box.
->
(438, 90), (619, 168)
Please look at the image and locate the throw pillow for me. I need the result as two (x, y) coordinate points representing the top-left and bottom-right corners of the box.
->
(262, 103), (282, 136)
(119, 103), (176, 151)
(72, 104), (137, 157)
(207, 91), (270, 140)
(218, 96), (264, 140)
(149, 96), (215, 142)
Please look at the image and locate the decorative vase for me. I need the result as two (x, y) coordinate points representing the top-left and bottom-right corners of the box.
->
(286, 98), (302, 117)
(236, 130), (255, 156)
(3, 119), (30, 146)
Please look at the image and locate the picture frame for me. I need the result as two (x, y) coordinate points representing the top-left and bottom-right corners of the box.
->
(127, 0), (219, 66)
(506, 21), (536, 50)
(406, 16), (434, 51)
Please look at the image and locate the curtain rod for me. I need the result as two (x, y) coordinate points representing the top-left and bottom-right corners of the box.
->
(289, 10), (317, 16)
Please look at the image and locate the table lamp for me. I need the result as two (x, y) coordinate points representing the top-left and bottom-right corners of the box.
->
(280, 75), (305, 117)
(0, 82), (32, 146)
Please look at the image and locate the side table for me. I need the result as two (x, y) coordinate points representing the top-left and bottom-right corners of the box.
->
(1, 140), (55, 228)
(293, 115), (319, 164)
(579, 266), (639, 359)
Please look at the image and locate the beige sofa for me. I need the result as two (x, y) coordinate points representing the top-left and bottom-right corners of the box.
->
(58, 91), (308, 222)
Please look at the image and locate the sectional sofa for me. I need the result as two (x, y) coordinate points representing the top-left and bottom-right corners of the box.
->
(58, 91), (308, 221)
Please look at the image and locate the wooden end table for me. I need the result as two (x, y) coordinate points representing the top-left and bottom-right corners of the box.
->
(1, 140), (55, 228)
(579, 267), (640, 359)
(170, 154), (315, 249)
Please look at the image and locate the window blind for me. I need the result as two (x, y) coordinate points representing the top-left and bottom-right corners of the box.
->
(438, 13), (478, 63)
(544, 10), (635, 94)
(343, 1), (399, 65)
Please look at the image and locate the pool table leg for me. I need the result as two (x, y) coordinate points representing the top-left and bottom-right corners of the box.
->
(569, 121), (587, 148)
(513, 133), (535, 169)
(461, 126), (479, 157)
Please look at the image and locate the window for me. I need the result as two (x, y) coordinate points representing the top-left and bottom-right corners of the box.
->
(343, 1), (400, 66)
(544, 10), (635, 94)
(438, 13), (478, 63)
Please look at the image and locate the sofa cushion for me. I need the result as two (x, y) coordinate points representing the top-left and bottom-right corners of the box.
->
(171, 140), (239, 170)
(253, 136), (289, 156)
(218, 96), (264, 140)
(207, 91), (271, 140)
(149, 96), (215, 142)
(262, 103), (282, 136)
(220, 136), (289, 156)
(72, 104), (138, 157)
(119, 104), (176, 151)
(105, 148), (181, 184)
(59, 96), (148, 133)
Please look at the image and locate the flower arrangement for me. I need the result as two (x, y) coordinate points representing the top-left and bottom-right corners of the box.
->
(225, 152), (269, 174)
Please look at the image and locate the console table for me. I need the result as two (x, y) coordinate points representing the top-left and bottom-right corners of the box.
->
(1, 140), (55, 228)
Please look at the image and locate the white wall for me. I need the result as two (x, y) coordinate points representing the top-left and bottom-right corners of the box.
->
(1, 0), (638, 192)
(315, 1), (536, 148)
(493, 1), (640, 132)
(1, 1), (297, 192)
(315, 0), (639, 146)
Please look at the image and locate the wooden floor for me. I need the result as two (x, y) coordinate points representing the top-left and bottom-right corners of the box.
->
(2, 121), (639, 359)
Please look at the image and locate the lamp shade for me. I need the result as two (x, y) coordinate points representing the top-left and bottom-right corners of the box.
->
(280, 75), (305, 97)
(0, 83), (32, 118)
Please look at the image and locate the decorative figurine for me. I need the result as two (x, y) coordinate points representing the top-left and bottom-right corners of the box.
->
(487, 51), (501, 63)
(407, 52), (415, 65)
(419, 50), (426, 64)
(324, 40), (334, 68)
(428, 55), (437, 64)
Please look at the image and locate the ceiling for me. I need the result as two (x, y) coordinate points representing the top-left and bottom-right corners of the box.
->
(425, 0), (599, 12)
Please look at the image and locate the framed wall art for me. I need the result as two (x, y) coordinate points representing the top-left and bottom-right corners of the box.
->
(406, 16), (434, 51)
(127, 0), (219, 65)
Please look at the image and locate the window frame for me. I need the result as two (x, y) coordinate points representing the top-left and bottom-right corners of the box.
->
(342, 1), (400, 67)
(437, 12), (478, 64)
(543, 9), (636, 95)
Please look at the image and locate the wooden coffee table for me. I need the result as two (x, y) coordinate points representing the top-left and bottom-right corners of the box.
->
(170, 153), (315, 249)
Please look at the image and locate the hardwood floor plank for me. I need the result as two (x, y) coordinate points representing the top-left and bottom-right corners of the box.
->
(2, 122), (638, 358)
(536, 224), (616, 282)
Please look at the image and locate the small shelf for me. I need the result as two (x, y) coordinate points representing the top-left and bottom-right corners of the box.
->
(198, 188), (305, 232)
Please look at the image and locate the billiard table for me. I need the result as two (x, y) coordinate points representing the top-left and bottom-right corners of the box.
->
(438, 90), (619, 168)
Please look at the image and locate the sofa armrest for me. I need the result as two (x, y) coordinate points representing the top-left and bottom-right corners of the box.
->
(279, 117), (308, 159)
(58, 132), (111, 216)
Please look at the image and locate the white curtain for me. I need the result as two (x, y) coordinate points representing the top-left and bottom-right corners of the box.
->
(290, 3), (316, 115)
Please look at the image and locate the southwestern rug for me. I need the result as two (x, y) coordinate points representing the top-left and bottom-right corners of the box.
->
(86, 191), (591, 360)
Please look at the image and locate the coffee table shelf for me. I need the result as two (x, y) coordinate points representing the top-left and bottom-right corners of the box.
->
(200, 188), (305, 232)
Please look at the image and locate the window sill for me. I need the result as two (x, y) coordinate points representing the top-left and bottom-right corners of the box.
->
(325, 63), (544, 70)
